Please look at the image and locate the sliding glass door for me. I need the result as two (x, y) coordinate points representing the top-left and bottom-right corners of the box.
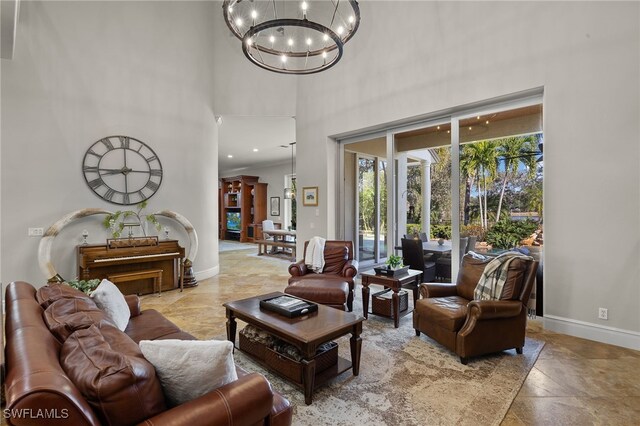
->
(355, 155), (387, 266)
(339, 94), (543, 284)
(358, 157), (376, 263)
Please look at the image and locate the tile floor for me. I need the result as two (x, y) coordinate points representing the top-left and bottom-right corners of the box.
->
(141, 249), (640, 426)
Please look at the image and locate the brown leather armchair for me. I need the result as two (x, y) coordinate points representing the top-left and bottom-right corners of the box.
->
(288, 240), (358, 311)
(413, 253), (538, 364)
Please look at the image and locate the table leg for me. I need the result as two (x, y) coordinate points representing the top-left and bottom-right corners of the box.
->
(411, 275), (420, 306)
(302, 359), (316, 405)
(392, 289), (400, 328)
(225, 309), (237, 344)
(350, 324), (362, 376)
(361, 278), (370, 319)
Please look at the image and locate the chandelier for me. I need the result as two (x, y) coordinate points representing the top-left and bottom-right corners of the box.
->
(222, 1), (361, 75)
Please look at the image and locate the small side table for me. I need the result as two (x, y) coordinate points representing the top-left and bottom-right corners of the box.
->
(360, 269), (423, 328)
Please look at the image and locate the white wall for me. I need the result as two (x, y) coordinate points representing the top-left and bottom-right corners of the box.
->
(210, 2), (296, 117)
(295, 1), (640, 347)
(1, 1), (220, 286)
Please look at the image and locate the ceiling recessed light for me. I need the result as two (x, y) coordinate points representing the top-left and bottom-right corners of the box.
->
(253, 148), (258, 152)
(227, 154), (233, 158)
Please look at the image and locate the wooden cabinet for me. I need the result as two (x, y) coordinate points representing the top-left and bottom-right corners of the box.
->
(220, 175), (268, 242)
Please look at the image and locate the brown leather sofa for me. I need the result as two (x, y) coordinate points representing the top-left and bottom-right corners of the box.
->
(4, 281), (292, 426)
(413, 254), (538, 364)
(288, 240), (358, 311)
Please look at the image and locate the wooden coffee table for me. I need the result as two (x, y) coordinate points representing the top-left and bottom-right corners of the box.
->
(360, 269), (423, 328)
(224, 292), (364, 405)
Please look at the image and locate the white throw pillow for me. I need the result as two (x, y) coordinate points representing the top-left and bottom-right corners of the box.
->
(139, 339), (238, 407)
(90, 279), (130, 331)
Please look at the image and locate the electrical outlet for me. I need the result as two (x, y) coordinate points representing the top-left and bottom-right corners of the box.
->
(598, 307), (608, 320)
(310, 222), (315, 229)
(28, 227), (44, 237)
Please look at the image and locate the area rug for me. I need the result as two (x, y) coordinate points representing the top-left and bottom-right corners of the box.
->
(219, 241), (256, 252)
(232, 292), (544, 426)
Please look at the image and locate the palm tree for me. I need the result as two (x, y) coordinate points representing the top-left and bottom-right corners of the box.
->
(495, 136), (538, 222)
(465, 141), (498, 228)
(460, 145), (478, 225)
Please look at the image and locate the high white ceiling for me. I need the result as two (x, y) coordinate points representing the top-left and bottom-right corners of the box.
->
(218, 116), (296, 174)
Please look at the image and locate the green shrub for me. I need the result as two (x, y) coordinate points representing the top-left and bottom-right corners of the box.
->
(461, 225), (486, 242)
(431, 224), (451, 240)
(406, 223), (421, 236)
(407, 223), (486, 241)
(485, 220), (538, 249)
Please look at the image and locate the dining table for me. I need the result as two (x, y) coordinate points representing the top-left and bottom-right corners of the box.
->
(394, 240), (452, 257)
(263, 228), (296, 242)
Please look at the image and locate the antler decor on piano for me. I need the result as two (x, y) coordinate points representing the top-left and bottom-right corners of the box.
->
(38, 208), (199, 288)
(38, 208), (113, 282)
(154, 210), (199, 287)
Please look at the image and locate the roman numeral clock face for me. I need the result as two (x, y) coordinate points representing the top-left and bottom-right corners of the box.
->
(82, 136), (163, 205)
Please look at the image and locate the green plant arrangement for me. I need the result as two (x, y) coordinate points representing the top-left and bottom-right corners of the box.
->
(386, 254), (404, 269)
(485, 219), (538, 249)
(102, 201), (162, 238)
(64, 278), (100, 295)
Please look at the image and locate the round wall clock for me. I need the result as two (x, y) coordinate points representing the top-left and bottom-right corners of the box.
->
(82, 136), (163, 205)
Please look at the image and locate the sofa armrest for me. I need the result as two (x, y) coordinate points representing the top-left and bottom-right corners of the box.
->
(467, 300), (522, 320)
(342, 259), (359, 278)
(125, 294), (141, 317)
(288, 260), (308, 277)
(419, 283), (457, 298)
(137, 373), (275, 426)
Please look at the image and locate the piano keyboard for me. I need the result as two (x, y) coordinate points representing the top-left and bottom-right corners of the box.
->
(93, 252), (182, 263)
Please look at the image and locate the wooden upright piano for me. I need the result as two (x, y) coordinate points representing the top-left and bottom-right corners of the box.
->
(77, 238), (185, 295)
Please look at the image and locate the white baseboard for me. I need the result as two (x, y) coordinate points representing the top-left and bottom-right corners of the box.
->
(544, 315), (640, 350)
(194, 265), (219, 281)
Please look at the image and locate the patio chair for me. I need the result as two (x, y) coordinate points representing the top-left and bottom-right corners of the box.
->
(435, 237), (468, 280)
(401, 238), (436, 283)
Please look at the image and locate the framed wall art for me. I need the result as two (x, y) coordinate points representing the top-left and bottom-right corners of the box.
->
(302, 187), (318, 206)
(270, 196), (280, 216)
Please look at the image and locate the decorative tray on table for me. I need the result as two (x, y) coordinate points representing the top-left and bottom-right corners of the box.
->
(373, 266), (410, 277)
(260, 295), (318, 318)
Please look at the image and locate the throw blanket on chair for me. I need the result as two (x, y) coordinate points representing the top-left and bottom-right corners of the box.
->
(474, 251), (533, 301)
(305, 236), (326, 273)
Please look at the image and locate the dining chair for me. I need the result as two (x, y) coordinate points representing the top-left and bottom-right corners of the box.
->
(466, 236), (477, 253)
(401, 238), (436, 283)
(435, 237), (468, 280)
